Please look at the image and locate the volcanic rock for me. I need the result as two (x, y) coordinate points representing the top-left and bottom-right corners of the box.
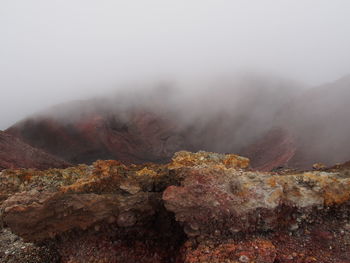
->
(0, 151), (350, 262)
(0, 228), (59, 263)
(0, 160), (172, 242)
(0, 131), (70, 171)
(163, 160), (350, 238)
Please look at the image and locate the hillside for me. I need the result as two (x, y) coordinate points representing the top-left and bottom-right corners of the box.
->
(0, 131), (70, 170)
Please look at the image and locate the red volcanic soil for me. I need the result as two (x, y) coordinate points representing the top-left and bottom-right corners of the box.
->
(241, 128), (297, 171)
(0, 131), (70, 170)
(6, 110), (191, 165)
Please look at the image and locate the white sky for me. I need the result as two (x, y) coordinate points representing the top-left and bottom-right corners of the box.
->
(1, 0), (350, 129)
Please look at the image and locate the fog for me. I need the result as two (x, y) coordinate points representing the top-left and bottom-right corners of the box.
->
(1, 0), (350, 129)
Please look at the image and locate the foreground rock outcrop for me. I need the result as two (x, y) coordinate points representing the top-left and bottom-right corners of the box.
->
(1, 151), (350, 262)
(0, 131), (70, 171)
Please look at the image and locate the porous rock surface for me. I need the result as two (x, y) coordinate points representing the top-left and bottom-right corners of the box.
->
(0, 228), (59, 263)
(0, 151), (350, 262)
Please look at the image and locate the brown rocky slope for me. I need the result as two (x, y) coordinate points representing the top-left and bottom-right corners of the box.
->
(1, 151), (349, 262)
(0, 131), (70, 171)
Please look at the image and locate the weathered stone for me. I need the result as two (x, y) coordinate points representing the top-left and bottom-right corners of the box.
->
(0, 228), (60, 263)
(0, 151), (350, 262)
(169, 151), (250, 170)
(0, 160), (172, 242)
(163, 166), (350, 238)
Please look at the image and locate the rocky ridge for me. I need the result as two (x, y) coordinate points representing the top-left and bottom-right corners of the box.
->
(0, 151), (350, 262)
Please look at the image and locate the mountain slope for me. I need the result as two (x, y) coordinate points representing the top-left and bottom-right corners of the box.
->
(6, 75), (301, 165)
(244, 75), (350, 170)
(0, 131), (70, 170)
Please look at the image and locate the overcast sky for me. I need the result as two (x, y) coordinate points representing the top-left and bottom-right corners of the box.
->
(1, 0), (350, 129)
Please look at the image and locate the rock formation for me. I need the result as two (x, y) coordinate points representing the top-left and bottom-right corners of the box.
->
(1, 151), (349, 262)
(0, 131), (70, 171)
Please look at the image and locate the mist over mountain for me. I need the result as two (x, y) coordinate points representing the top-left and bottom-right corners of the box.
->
(279, 74), (350, 167)
(2, 1), (350, 130)
(4, 73), (350, 170)
(5, 73), (302, 164)
(2, 2), (350, 262)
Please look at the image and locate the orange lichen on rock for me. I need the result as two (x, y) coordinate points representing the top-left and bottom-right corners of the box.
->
(323, 182), (350, 206)
(60, 160), (125, 194)
(1, 151), (350, 262)
(222, 155), (250, 169)
(93, 160), (125, 176)
(164, 165), (350, 238)
(169, 151), (250, 170)
(290, 172), (350, 206)
(313, 162), (327, 170)
(136, 167), (158, 177)
(0, 165), (91, 202)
